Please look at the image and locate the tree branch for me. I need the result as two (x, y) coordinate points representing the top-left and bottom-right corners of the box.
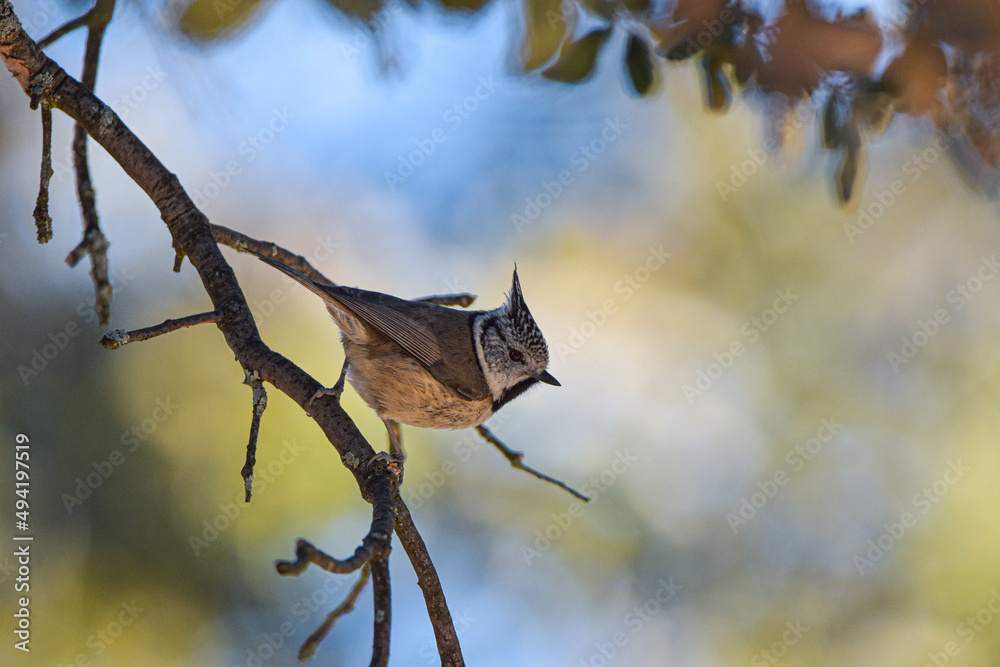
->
(36, 0), (114, 49)
(476, 424), (589, 502)
(99, 311), (219, 349)
(1, 5), (463, 662)
(211, 223), (335, 284)
(393, 496), (465, 666)
(38, 13), (91, 48)
(210, 224), (468, 661)
(277, 460), (397, 576)
(370, 556), (391, 667)
(65, 0), (116, 326)
(32, 106), (52, 243)
(276, 461), (398, 662)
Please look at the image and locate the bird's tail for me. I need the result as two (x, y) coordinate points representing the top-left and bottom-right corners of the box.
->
(245, 249), (364, 339)
(245, 249), (338, 294)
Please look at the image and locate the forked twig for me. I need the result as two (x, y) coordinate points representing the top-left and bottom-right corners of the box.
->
(277, 462), (396, 575)
(476, 425), (589, 502)
(298, 563), (371, 661)
(58, 0), (117, 325)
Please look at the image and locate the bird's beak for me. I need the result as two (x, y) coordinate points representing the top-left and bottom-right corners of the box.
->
(535, 370), (561, 386)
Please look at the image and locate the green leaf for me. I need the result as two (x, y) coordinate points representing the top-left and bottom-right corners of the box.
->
(435, 0), (491, 13)
(177, 0), (265, 42)
(576, 0), (618, 19)
(620, 0), (650, 13)
(325, 0), (384, 22)
(624, 33), (658, 97)
(542, 27), (611, 83)
(520, 0), (568, 71)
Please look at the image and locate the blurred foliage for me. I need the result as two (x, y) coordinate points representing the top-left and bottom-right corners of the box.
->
(623, 31), (658, 96)
(170, 0), (1000, 204)
(324, 0), (385, 22)
(541, 27), (610, 84)
(174, 0), (665, 98)
(520, 0), (566, 71)
(433, 0), (488, 14)
(177, 0), (267, 41)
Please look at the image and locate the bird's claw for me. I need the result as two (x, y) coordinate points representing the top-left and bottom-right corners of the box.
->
(368, 451), (404, 482)
(308, 385), (343, 406)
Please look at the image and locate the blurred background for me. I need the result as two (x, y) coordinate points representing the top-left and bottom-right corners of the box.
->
(3, 0), (1000, 664)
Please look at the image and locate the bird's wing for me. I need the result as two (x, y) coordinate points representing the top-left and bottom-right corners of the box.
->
(249, 251), (481, 401)
(322, 285), (482, 401)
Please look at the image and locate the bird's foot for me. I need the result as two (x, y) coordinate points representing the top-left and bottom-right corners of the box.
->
(308, 385), (343, 406)
(307, 360), (349, 413)
(368, 451), (404, 483)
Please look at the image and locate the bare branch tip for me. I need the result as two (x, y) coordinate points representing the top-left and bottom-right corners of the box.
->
(65, 239), (88, 266)
(33, 107), (53, 244)
(242, 474), (253, 503)
(276, 539), (315, 577)
(99, 329), (129, 349)
(97, 312), (218, 350)
(241, 368), (267, 502)
(475, 425), (589, 502)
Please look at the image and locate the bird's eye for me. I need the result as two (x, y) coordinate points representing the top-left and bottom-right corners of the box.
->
(508, 349), (523, 362)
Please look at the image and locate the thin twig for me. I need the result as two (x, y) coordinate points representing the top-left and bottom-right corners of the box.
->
(241, 369), (267, 502)
(278, 464), (398, 662)
(393, 496), (464, 666)
(211, 224), (334, 284)
(370, 557), (391, 667)
(38, 10), (92, 48)
(65, 226), (112, 322)
(99, 311), (218, 349)
(65, 0), (115, 326)
(65, 236), (89, 265)
(476, 425), (589, 502)
(70, 125), (112, 321)
(32, 106), (53, 243)
(277, 461), (397, 576)
(277, 539), (370, 576)
(38, 0), (117, 48)
(298, 563), (372, 661)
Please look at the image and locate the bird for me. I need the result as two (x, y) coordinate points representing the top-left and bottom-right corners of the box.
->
(247, 250), (560, 462)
